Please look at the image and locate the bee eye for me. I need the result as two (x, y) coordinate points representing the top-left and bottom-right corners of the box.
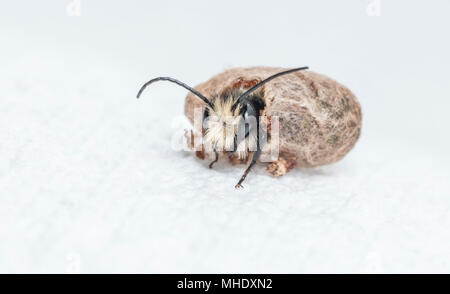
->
(244, 103), (257, 119)
(244, 110), (250, 120)
(235, 103), (257, 143)
(202, 108), (210, 123)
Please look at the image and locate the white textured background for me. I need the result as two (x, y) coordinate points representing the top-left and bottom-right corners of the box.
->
(1, 0), (450, 273)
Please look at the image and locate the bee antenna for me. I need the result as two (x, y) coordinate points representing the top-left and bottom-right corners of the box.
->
(137, 76), (214, 108)
(233, 67), (309, 107)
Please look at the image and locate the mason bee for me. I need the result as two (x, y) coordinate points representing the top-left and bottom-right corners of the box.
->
(137, 67), (361, 188)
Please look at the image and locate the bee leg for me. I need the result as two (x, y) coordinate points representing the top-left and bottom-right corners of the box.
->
(235, 149), (262, 188)
(208, 150), (219, 169)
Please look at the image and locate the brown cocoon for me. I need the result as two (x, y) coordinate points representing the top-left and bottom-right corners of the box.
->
(185, 67), (361, 170)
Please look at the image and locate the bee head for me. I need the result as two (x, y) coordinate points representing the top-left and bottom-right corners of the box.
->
(202, 91), (264, 158)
